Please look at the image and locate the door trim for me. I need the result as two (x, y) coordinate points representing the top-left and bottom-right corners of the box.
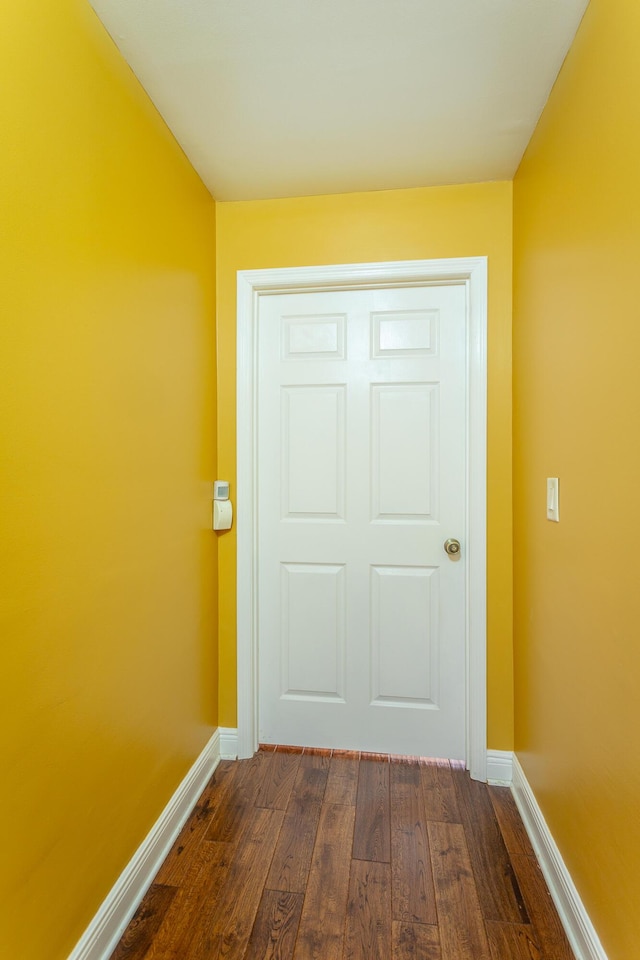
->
(236, 258), (488, 780)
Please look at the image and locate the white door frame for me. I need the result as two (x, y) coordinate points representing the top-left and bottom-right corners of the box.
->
(236, 258), (488, 781)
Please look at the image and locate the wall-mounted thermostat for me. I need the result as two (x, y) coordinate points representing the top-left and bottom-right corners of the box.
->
(214, 480), (230, 501)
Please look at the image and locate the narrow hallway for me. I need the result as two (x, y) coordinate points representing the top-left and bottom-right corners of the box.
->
(110, 748), (574, 959)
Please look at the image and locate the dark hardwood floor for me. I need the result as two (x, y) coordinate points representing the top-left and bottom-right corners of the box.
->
(109, 747), (575, 960)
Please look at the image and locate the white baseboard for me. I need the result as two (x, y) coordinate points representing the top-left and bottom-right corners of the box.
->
(219, 726), (239, 759)
(68, 729), (222, 960)
(511, 755), (608, 960)
(486, 749), (513, 785)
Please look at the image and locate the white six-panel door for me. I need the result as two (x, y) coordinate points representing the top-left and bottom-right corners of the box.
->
(257, 283), (468, 758)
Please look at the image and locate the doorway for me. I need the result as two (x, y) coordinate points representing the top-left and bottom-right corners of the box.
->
(236, 258), (487, 780)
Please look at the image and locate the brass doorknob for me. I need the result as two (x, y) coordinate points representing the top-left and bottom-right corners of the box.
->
(444, 538), (461, 557)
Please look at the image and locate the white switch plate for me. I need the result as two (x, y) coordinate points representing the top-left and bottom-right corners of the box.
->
(547, 477), (559, 522)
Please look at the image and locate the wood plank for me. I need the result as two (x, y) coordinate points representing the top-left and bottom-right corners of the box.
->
(451, 761), (496, 826)
(452, 767), (529, 923)
(255, 749), (302, 810)
(390, 760), (437, 924)
(485, 921), (543, 960)
(109, 884), (177, 960)
(233, 748), (275, 795)
(488, 786), (536, 858)
(144, 841), (233, 960)
(154, 760), (236, 884)
(324, 754), (359, 805)
(292, 802), (355, 960)
(182, 806), (285, 960)
(511, 855), (576, 960)
(344, 859), (391, 960)
(299, 751), (330, 774)
(266, 754), (329, 893)
(353, 758), (390, 862)
(205, 764), (254, 843)
(245, 890), (304, 960)
(205, 752), (269, 843)
(419, 758), (461, 823)
(428, 820), (491, 960)
(392, 921), (441, 960)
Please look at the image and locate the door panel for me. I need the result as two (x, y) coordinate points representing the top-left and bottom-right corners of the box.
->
(372, 308), (438, 356)
(281, 385), (346, 519)
(370, 564), (439, 706)
(371, 382), (438, 521)
(280, 562), (346, 701)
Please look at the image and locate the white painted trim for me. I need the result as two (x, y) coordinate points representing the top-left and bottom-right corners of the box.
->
(511, 755), (609, 960)
(67, 730), (222, 960)
(219, 727), (239, 759)
(237, 258), (487, 778)
(486, 749), (513, 785)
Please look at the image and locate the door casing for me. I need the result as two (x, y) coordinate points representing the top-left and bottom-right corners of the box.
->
(236, 257), (488, 780)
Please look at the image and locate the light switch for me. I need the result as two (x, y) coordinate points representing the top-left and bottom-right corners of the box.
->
(547, 477), (559, 522)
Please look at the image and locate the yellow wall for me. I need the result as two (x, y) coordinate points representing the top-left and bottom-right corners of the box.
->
(216, 182), (514, 749)
(0, 3), (217, 958)
(513, 1), (640, 957)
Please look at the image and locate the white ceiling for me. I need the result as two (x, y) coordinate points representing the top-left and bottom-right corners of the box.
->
(88, 0), (589, 201)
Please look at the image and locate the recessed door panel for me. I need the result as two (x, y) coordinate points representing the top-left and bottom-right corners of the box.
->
(282, 313), (346, 360)
(281, 385), (345, 520)
(370, 565), (439, 707)
(280, 563), (346, 701)
(371, 383), (438, 522)
(371, 309), (438, 357)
